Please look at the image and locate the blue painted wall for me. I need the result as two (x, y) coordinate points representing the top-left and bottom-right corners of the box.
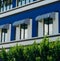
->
(0, 2), (60, 41)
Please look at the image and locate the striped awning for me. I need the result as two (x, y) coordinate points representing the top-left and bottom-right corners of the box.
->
(36, 12), (55, 21)
(13, 19), (30, 26)
(0, 24), (9, 29)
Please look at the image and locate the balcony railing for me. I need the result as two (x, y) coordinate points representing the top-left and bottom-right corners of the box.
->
(16, 0), (43, 7)
(0, 33), (60, 50)
(0, 0), (59, 18)
(0, 0), (13, 12)
(0, 0), (44, 13)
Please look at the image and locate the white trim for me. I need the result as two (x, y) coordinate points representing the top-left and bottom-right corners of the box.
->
(36, 12), (55, 21)
(16, 26), (20, 40)
(0, 24), (11, 43)
(38, 12), (59, 37)
(28, 19), (32, 39)
(52, 12), (59, 35)
(0, 34), (60, 49)
(7, 24), (11, 42)
(0, 29), (2, 43)
(0, 0), (59, 18)
(38, 19), (43, 37)
(16, 0), (17, 7)
(15, 19), (32, 40)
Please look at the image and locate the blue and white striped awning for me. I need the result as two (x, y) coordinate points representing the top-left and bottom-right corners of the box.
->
(36, 12), (55, 21)
(13, 19), (30, 26)
(0, 24), (9, 29)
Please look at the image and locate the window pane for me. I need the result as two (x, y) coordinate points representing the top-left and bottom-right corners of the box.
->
(49, 20), (53, 35)
(1, 29), (7, 42)
(2, 29), (7, 33)
(44, 19), (48, 35)
(44, 24), (48, 35)
(5, 32), (8, 42)
(49, 24), (52, 35)
(25, 29), (28, 39)
(2, 32), (4, 42)
(20, 24), (28, 39)
(44, 18), (53, 35)
(21, 29), (24, 39)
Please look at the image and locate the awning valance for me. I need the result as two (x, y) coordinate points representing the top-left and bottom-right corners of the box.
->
(0, 24), (9, 29)
(36, 12), (55, 21)
(13, 19), (30, 26)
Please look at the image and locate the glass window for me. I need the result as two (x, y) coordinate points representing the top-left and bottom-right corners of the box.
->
(20, 24), (28, 39)
(43, 18), (53, 35)
(0, 0), (13, 12)
(1, 29), (8, 42)
(17, 0), (36, 7)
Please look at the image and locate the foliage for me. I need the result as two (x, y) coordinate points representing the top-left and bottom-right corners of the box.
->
(0, 37), (60, 61)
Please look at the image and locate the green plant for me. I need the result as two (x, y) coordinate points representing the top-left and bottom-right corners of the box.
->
(1, 37), (60, 61)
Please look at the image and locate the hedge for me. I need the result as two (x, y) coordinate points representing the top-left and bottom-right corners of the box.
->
(0, 37), (60, 61)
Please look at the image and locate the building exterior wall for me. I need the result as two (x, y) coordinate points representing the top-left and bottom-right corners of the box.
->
(0, 2), (60, 41)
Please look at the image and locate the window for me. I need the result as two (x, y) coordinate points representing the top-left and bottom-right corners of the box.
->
(13, 19), (32, 40)
(20, 24), (28, 39)
(0, 0), (12, 12)
(43, 18), (53, 35)
(36, 12), (59, 37)
(17, 0), (36, 7)
(0, 24), (11, 43)
(1, 29), (8, 42)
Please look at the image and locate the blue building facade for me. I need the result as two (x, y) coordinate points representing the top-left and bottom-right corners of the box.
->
(0, 0), (60, 48)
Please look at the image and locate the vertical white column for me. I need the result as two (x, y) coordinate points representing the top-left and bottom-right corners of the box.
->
(49, 24), (53, 35)
(0, 29), (2, 43)
(28, 19), (32, 39)
(5, 31), (8, 42)
(16, 26), (20, 40)
(2, 32), (4, 43)
(44, 24), (48, 35)
(25, 26), (28, 39)
(21, 28), (24, 39)
(52, 12), (59, 35)
(7, 24), (11, 42)
(4, 4), (6, 11)
(26, 0), (30, 4)
(7, 5), (9, 10)
(38, 20), (43, 37)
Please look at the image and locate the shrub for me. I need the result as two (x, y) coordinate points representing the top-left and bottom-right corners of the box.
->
(0, 37), (60, 61)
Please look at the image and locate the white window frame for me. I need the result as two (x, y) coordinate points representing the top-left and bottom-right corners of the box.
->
(15, 19), (32, 40)
(0, 24), (11, 43)
(38, 12), (59, 37)
(19, 24), (28, 39)
(1, 29), (8, 43)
